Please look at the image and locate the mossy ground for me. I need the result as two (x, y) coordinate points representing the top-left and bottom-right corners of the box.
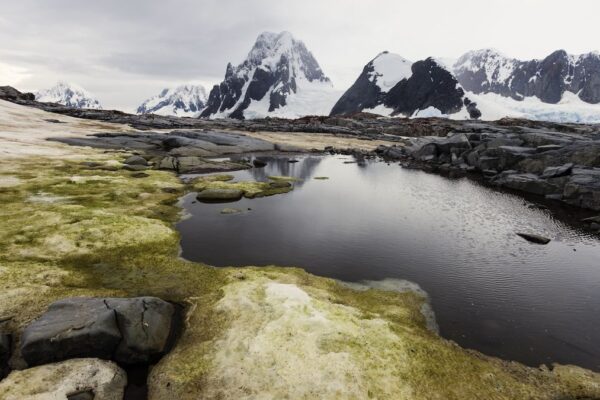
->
(192, 174), (293, 198)
(1, 149), (600, 399)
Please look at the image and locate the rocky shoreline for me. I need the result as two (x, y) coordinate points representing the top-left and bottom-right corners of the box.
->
(2, 89), (600, 399)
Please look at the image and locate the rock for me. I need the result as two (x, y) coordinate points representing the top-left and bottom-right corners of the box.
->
(197, 188), (244, 202)
(288, 159), (299, 163)
(253, 159), (268, 168)
(412, 142), (438, 162)
(21, 297), (175, 366)
(437, 133), (471, 154)
(1, 334), (10, 379)
(541, 163), (573, 179)
(516, 232), (551, 244)
(493, 172), (559, 196)
(130, 172), (150, 178)
(21, 298), (122, 366)
(221, 208), (242, 214)
(124, 155), (148, 166)
(104, 297), (175, 364)
(581, 215), (600, 223)
(562, 168), (600, 210)
(590, 222), (600, 231)
(123, 164), (149, 171)
(0, 358), (126, 400)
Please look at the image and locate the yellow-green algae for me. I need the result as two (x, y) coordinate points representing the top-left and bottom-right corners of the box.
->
(0, 153), (599, 400)
(193, 174), (293, 198)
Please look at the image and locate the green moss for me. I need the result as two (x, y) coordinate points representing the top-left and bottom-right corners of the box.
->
(1, 153), (600, 400)
(314, 176), (329, 180)
(268, 175), (301, 182)
(193, 176), (293, 198)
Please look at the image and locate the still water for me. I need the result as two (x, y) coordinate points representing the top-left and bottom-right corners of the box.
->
(178, 154), (600, 370)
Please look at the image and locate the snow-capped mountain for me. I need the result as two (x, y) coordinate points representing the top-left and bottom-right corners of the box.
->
(331, 53), (480, 118)
(454, 49), (600, 104)
(35, 81), (102, 109)
(137, 85), (207, 116)
(200, 31), (340, 119)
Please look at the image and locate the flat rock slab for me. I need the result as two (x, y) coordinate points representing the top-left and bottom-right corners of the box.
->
(516, 232), (551, 245)
(21, 297), (175, 366)
(0, 358), (126, 400)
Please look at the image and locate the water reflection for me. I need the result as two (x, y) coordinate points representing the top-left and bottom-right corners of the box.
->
(178, 154), (600, 371)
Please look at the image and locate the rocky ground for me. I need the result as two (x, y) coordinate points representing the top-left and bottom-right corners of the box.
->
(1, 91), (600, 399)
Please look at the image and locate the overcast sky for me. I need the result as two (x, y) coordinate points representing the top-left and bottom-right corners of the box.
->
(1, 0), (599, 111)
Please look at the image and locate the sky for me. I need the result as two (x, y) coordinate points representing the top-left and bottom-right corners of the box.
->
(1, 0), (599, 111)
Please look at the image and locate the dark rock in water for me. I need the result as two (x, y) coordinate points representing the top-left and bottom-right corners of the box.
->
(253, 159), (268, 168)
(288, 159), (299, 163)
(131, 172), (150, 178)
(197, 188), (244, 202)
(124, 155), (148, 166)
(590, 222), (600, 231)
(1, 333), (10, 379)
(21, 297), (175, 366)
(516, 232), (551, 244)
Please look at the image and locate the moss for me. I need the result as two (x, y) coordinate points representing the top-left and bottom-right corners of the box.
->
(1, 152), (600, 400)
(314, 176), (329, 180)
(193, 176), (293, 199)
(268, 175), (301, 182)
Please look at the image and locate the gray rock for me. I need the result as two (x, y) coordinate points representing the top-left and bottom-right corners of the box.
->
(590, 222), (600, 231)
(413, 143), (438, 162)
(437, 133), (471, 154)
(493, 173), (559, 196)
(104, 297), (175, 364)
(536, 144), (564, 153)
(122, 164), (149, 171)
(541, 163), (573, 179)
(21, 298), (122, 366)
(0, 358), (126, 400)
(562, 168), (600, 210)
(516, 232), (551, 245)
(21, 297), (175, 366)
(124, 155), (148, 166)
(197, 188), (244, 202)
(253, 159), (268, 168)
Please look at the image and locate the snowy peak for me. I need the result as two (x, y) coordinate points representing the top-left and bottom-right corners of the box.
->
(35, 82), (102, 109)
(331, 54), (475, 118)
(454, 49), (600, 104)
(201, 31), (336, 119)
(369, 51), (413, 92)
(137, 85), (207, 116)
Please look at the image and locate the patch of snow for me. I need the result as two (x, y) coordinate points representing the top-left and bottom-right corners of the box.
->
(412, 106), (445, 118)
(369, 52), (413, 92)
(363, 104), (395, 116)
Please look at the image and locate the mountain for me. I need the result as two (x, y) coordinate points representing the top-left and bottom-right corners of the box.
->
(453, 49), (600, 104)
(35, 82), (102, 109)
(200, 31), (340, 119)
(137, 85), (207, 116)
(331, 53), (480, 118)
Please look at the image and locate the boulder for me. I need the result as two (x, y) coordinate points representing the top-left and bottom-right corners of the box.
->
(21, 297), (175, 366)
(436, 133), (472, 154)
(562, 168), (600, 210)
(124, 155), (148, 166)
(0, 358), (126, 400)
(493, 173), (560, 196)
(516, 232), (551, 245)
(253, 159), (268, 168)
(412, 142), (438, 162)
(197, 188), (244, 202)
(104, 297), (175, 364)
(21, 298), (121, 366)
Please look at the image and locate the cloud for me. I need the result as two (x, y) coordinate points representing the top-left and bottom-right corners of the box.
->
(1, 0), (599, 110)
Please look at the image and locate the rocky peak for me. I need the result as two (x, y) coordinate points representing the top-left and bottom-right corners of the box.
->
(35, 81), (102, 109)
(137, 84), (207, 117)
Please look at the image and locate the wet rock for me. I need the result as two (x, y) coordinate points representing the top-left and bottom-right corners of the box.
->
(124, 155), (148, 166)
(493, 172), (561, 196)
(197, 188), (244, 202)
(541, 163), (573, 179)
(562, 168), (600, 210)
(21, 297), (175, 366)
(516, 232), (551, 244)
(253, 159), (268, 168)
(0, 358), (126, 400)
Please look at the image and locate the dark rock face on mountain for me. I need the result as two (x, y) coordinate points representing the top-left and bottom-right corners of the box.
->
(200, 31), (332, 119)
(384, 58), (466, 116)
(0, 86), (35, 101)
(332, 56), (476, 118)
(454, 49), (600, 104)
